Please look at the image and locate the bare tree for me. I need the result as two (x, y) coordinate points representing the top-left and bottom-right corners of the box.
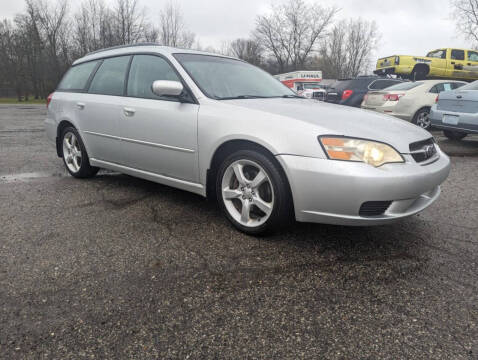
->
(254, 0), (338, 72)
(452, 0), (478, 46)
(159, 1), (195, 48)
(229, 38), (263, 66)
(319, 18), (379, 78)
(113, 0), (146, 44)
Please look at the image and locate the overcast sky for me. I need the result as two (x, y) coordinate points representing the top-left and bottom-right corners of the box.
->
(1, 0), (470, 59)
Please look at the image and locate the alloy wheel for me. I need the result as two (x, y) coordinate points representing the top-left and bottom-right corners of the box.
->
(62, 132), (82, 173)
(416, 111), (431, 129)
(221, 159), (274, 227)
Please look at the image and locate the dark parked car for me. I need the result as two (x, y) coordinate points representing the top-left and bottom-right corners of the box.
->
(325, 76), (405, 107)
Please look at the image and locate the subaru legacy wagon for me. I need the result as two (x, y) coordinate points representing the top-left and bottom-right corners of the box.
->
(45, 44), (451, 235)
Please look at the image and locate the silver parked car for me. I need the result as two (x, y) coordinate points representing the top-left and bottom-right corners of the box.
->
(430, 80), (478, 140)
(45, 44), (451, 235)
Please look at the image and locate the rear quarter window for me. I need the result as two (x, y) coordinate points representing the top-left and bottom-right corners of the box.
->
(57, 61), (98, 91)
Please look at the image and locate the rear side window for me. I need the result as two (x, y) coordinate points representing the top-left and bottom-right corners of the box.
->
(369, 80), (402, 90)
(57, 61), (98, 91)
(452, 82), (465, 89)
(89, 56), (131, 96)
(430, 83), (454, 94)
(451, 49), (465, 61)
(127, 55), (180, 100)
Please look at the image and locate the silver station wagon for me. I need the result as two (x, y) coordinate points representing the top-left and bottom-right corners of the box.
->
(45, 44), (451, 234)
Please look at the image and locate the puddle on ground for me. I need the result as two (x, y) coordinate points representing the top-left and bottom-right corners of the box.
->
(0, 172), (66, 183)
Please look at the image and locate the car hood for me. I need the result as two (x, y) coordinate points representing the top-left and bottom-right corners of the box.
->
(226, 98), (431, 153)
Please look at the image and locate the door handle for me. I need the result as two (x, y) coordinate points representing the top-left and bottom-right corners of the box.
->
(123, 107), (136, 117)
(76, 102), (85, 110)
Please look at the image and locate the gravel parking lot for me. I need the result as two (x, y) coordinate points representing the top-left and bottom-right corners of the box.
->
(1, 104), (477, 359)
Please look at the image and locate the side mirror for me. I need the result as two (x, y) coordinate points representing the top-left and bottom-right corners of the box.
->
(151, 80), (184, 97)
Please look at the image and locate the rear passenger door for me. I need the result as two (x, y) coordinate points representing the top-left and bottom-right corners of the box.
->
(119, 54), (199, 182)
(81, 55), (131, 164)
(449, 49), (467, 79)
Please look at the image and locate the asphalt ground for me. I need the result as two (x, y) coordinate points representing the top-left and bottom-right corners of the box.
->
(1, 104), (477, 359)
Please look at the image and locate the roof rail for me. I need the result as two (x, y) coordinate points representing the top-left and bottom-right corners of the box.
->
(86, 42), (162, 56)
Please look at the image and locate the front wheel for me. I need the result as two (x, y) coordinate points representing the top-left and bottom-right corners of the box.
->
(216, 150), (292, 235)
(61, 126), (99, 178)
(443, 130), (467, 141)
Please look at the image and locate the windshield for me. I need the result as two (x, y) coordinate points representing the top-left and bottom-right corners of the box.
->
(302, 83), (321, 89)
(174, 54), (296, 99)
(383, 82), (423, 91)
(458, 80), (478, 91)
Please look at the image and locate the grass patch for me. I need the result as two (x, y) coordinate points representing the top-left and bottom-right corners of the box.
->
(0, 98), (46, 104)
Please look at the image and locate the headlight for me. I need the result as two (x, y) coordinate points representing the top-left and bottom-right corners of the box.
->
(319, 136), (404, 167)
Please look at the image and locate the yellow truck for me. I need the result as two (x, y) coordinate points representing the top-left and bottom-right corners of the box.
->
(374, 48), (478, 81)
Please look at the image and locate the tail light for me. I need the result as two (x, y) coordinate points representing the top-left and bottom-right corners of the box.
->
(46, 93), (54, 108)
(342, 90), (354, 100)
(363, 94), (369, 102)
(435, 95), (439, 103)
(383, 93), (404, 101)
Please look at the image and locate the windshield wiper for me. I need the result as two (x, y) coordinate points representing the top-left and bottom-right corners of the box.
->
(281, 94), (304, 98)
(216, 95), (269, 100)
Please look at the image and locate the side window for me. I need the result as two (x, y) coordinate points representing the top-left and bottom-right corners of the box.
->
(442, 83), (453, 91)
(89, 56), (131, 96)
(127, 55), (181, 99)
(430, 84), (445, 94)
(452, 82), (465, 89)
(468, 51), (478, 62)
(427, 50), (446, 59)
(57, 61), (98, 91)
(451, 49), (465, 61)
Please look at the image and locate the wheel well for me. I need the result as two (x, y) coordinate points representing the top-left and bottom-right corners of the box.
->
(411, 64), (430, 78)
(206, 140), (293, 206)
(56, 120), (75, 157)
(413, 106), (431, 119)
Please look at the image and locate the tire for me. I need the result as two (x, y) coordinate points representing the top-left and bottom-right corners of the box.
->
(412, 108), (431, 129)
(60, 126), (99, 178)
(411, 67), (427, 81)
(216, 149), (292, 235)
(443, 130), (467, 141)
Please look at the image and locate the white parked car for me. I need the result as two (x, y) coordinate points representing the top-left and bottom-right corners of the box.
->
(361, 80), (466, 129)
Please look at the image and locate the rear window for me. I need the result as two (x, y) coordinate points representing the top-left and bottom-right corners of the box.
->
(384, 82), (423, 91)
(89, 56), (131, 96)
(369, 79), (402, 90)
(57, 61), (98, 91)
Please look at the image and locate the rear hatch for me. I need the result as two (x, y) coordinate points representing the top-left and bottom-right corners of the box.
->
(437, 90), (478, 113)
(326, 79), (353, 103)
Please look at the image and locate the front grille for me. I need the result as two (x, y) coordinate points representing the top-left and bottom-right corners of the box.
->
(359, 201), (392, 217)
(409, 138), (437, 163)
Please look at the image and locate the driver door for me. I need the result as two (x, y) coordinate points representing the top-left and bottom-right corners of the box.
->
(119, 54), (199, 182)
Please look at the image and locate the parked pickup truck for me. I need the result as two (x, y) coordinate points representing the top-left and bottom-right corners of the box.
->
(374, 48), (478, 81)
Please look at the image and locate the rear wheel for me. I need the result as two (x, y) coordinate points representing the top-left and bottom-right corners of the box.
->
(443, 130), (467, 141)
(61, 126), (99, 178)
(412, 108), (431, 129)
(216, 150), (292, 235)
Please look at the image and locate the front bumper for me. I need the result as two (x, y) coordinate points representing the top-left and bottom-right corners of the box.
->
(277, 150), (450, 226)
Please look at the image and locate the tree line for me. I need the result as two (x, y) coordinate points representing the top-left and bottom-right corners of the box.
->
(0, 0), (380, 101)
